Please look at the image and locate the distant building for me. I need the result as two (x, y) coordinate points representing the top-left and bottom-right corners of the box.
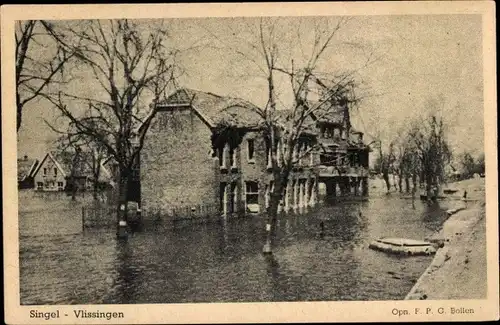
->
(102, 155), (140, 203)
(140, 88), (369, 219)
(32, 152), (112, 193)
(65, 157), (113, 193)
(32, 152), (67, 191)
(17, 155), (39, 189)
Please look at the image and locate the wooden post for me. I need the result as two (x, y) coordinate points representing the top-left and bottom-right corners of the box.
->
(81, 207), (85, 231)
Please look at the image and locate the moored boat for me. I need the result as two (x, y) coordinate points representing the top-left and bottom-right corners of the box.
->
(369, 237), (437, 256)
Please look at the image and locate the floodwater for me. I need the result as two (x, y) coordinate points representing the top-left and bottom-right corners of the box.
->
(19, 195), (452, 304)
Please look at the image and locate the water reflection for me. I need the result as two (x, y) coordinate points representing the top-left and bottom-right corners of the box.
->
(113, 240), (139, 304)
(264, 254), (282, 301)
(20, 196), (450, 304)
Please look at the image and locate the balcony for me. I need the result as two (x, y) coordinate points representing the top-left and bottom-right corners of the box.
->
(319, 165), (368, 178)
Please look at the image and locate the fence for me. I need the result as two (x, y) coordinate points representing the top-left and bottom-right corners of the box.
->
(82, 203), (223, 230)
(81, 205), (116, 229)
(144, 203), (222, 228)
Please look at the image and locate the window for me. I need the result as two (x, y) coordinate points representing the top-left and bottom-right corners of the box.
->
(218, 147), (223, 166)
(245, 181), (259, 212)
(265, 184), (270, 208)
(219, 144), (228, 169)
(36, 182), (43, 190)
(230, 182), (238, 213)
(57, 182), (64, 191)
(54, 168), (57, 176)
(247, 139), (255, 162)
(220, 183), (228, 215)
(230, 147), (237, 169)
(277, 142), (282, 167)
(266, 147), (272, 168)
(43, 168), (47, 175)
(293, 146), (298, 163)
(320, 126), (326, 138)
(297, 144), (301, 166)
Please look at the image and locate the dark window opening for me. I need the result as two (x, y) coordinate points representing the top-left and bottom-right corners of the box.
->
(247, 139), (255, 162)
(245, 181), (259, 204)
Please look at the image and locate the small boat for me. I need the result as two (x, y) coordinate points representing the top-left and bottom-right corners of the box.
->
(443, 188), (459, 194)
(369, 237), (437, 256)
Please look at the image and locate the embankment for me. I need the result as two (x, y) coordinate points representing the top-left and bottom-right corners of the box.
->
(405, 199), (486, 300)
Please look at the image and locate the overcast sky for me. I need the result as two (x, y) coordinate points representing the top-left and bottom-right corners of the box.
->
(17, 14), (484, 162)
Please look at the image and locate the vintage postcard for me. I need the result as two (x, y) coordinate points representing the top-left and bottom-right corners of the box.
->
(2, 1), (498, 324)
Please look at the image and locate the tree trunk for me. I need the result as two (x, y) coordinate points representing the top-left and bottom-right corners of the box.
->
(405, 177), (410, 193)
(93, 180), (99, 201)
(264, 174), (285, 250)
(71, 175), (77, 201)
(383, 171), (390, 192)
(93, 165), (101, 201)
(116, 169), (129, 238)
(117, 171), (129, 220)
(397, 172), (403, 193)
(425, 174), (433, 202)
(16, 94), (22, 132)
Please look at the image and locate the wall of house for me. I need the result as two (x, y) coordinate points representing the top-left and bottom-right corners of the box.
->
(141, 107), (219, 218)
(231, 132), (321, 214)
(33, 156), (66, 191)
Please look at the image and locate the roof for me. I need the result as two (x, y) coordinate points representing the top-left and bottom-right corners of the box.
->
(17, 157), (39, 181)
(157, 88), (263, 128)
(33, 152), (67, 178)
(97, 163), (112, 182)
(310, 100), (345, 124)
(157, 88), (363, 143)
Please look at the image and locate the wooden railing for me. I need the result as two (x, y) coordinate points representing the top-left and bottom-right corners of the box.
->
(319, 165), (368, 177)
(81, 205), (116, 229)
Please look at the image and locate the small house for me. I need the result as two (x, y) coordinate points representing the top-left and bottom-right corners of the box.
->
(32, 152), (67, 191)
(17, 155), (39, 189)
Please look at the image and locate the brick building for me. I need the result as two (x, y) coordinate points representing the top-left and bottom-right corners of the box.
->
(140, 88), (369, 220)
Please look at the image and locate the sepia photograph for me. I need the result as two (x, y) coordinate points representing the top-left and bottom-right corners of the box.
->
(2, 2), (498, 324)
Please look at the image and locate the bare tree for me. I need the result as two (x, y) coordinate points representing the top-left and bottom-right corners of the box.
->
(54, 125), (108, 201)
(208, 17), (370, 253)
(15, 20), (74, 132)
(44, 19), (179, 234)
(55, 135), (84, 201)
(373, 139), (394, 193)
(458, 151), (476, 179)
(408, 114), (452, 201)
(392, 128), (421, 194)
